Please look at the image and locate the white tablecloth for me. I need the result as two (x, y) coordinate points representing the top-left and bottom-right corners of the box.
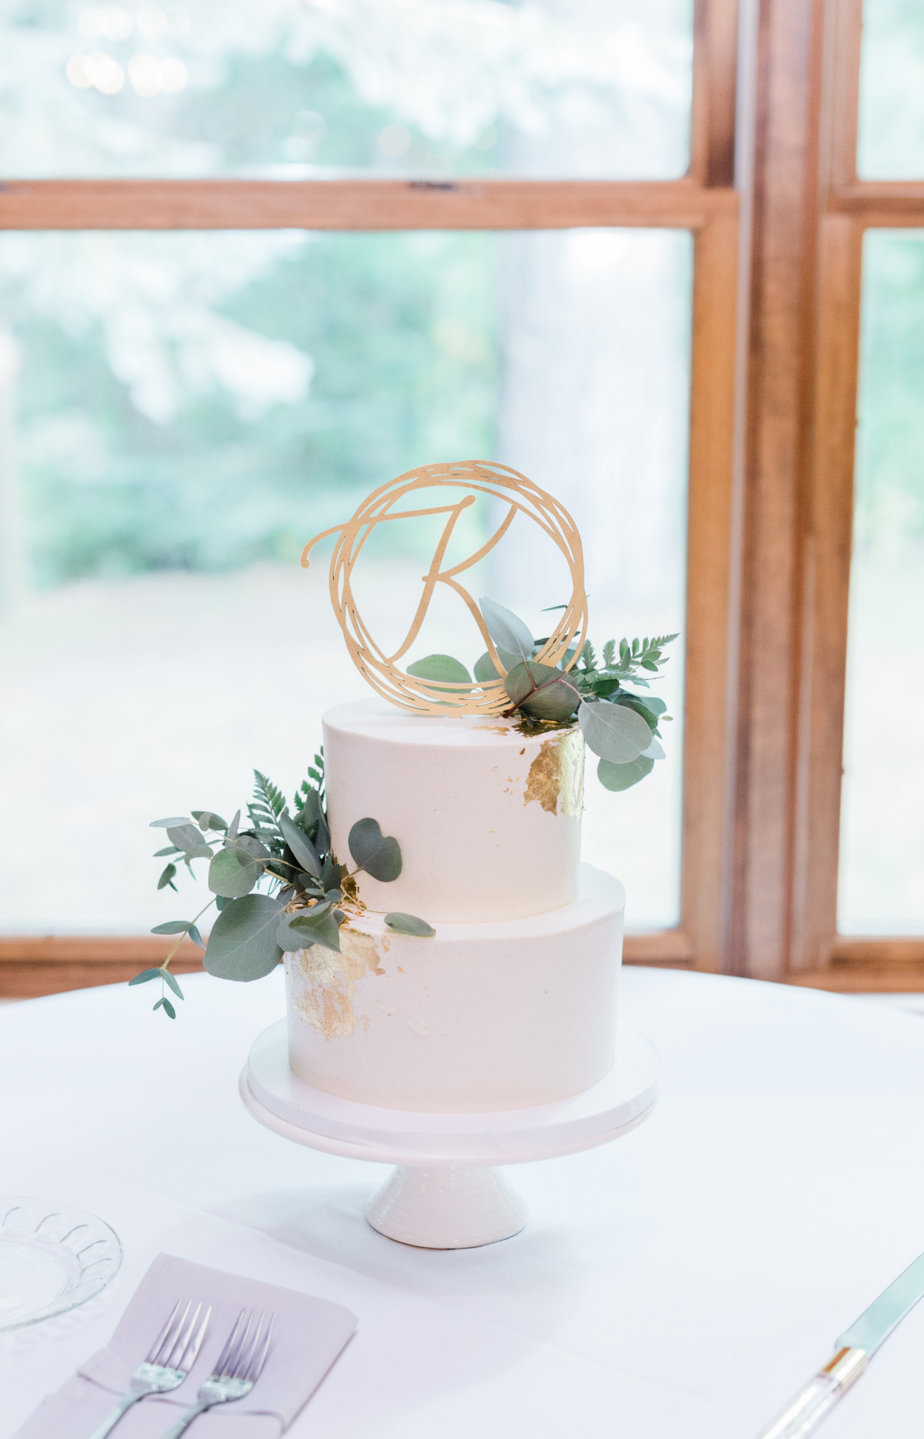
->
(1, 967), (922, 1438)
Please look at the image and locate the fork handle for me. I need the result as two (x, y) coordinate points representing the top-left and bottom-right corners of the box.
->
(85, 1390), (147, 1439)
(159, 1398), (214, 1438)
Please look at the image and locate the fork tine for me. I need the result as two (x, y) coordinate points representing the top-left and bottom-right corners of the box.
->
(163, 1300), (204, 1371)
(233, 1311), (264, 1381)
(214, 1307), (247, 1377)
(179, 1302), (211, 1372)
(244, 1313), (274, 1383)
(225, 1309), (257, 1378)
(150, 1300), (188, 1366)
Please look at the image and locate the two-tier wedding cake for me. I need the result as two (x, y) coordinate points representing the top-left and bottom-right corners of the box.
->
(284, 700), (625, 1113)
(145, 463), (670, 1136)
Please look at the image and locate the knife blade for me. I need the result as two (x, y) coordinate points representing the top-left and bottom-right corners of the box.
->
(756, 1251), (924, 1439)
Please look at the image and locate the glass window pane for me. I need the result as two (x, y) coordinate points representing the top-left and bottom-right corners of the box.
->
(2, 0), (692, 180)
(0, 228), (691, 936)
(839, 231), (924, 933)
(858, 0), (924, 178)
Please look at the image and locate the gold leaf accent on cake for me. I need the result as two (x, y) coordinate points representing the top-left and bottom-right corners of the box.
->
(291, 927), (382, 1038)
(339, 871), (365, 911)
(523, 730), (584, 817)
(346, 926), (386, 976)
(523, 738), (561, 814)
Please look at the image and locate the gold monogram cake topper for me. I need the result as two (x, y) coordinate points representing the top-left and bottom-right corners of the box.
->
(302, 460), (588, 715)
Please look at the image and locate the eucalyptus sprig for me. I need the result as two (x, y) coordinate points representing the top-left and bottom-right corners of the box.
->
(133, 756), (431, 1018)
(408, 599), (678, 793)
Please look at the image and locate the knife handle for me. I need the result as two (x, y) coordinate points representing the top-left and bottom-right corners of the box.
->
(756, 1346), (868, 1438)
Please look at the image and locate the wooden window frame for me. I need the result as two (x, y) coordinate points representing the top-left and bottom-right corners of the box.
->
(0, 0), (741, 996)
(734, 0), (924, 993)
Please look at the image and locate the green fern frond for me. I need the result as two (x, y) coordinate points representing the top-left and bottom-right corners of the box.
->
(247, 769), (287, 840)
(252, 770), (286, 818)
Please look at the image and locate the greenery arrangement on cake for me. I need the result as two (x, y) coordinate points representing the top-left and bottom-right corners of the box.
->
(133, 597), (675, 1020)
(409, 598), (677, 793)
(131, 758), (432, 1019)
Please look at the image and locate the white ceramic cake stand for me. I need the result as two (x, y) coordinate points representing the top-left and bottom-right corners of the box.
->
(239, 1019), (659, 1250)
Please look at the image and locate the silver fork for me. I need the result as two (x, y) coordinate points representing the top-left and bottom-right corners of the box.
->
(86, 1300), (211, 1439)
(160, 1308), (274, 1438)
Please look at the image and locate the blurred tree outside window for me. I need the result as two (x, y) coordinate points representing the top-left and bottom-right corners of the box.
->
(839, 230), (924, 932)
(0, 0), (692, 180)
(858, 0), (924, 178)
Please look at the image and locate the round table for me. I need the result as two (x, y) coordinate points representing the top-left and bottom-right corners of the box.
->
(1, 967), (922, 1438)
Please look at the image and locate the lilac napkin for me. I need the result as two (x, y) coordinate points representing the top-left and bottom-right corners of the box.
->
(14, 1253), (357, 1438)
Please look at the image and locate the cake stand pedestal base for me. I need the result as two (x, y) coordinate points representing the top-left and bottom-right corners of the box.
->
(240, 1020), (659, 1250)
(366, 1164), (528, 1248)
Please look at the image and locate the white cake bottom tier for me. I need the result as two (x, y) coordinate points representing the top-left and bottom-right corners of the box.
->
(284, 864), (625, 1113)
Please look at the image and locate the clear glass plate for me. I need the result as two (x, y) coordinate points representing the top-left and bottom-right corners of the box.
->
(0, 1196), (122, 1331)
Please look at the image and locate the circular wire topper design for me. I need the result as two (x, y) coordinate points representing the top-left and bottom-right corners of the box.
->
(301, 461), (588, 715)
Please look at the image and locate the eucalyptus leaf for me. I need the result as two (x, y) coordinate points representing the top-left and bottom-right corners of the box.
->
(406, 653), (472, 685)
(384, 912), (436, 937)
(296, 899), (333, 920)
(208, 846), (264, 899)
(128, 968), (162, 986)
(479, 597), (535, 664)
(162, 971), (184, 1000)
(348, 818), (402, 883)
(227, 809), (241, 840)
(504, 659), (565, 707)
(192, 810), (227, 832)
(187, 924), (204, 948)
(166, 823), (213, 859)
(642, 735), (666, 760)
(150, 816), (190, 829)
(315, 810), (331, 858)
(157, 863), (177, 891)
(320, 856), (341, 891)
(611, 694), (659, 733)
(204, 894), (285, 981)
(295, 787), (321, 833)
(473, 650), (502, 683)
(579, 698), (653, 763)
(276, 905), (341, 954)
(151, 921), (191, 935)
(233, 834), (270, 861)
(279, 813), (321, 878)
(597, 755), (656, 792)
(504, 661), (581, 723)
(153, 845), (181, 858)
(631, 693), (667, 716)
(159, 998), (177, 1019)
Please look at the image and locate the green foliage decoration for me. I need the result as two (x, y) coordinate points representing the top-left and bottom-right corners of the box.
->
(432, 596), (678, 787)
(348, 818), (402, 883)
(385, 913), (437, 937)
(132, 751), (432, 1018)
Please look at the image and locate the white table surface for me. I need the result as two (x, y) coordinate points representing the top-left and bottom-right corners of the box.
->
(1, 966), (922, 1439)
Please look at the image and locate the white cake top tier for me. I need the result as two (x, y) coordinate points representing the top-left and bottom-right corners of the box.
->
(323, 699), (584, 922)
